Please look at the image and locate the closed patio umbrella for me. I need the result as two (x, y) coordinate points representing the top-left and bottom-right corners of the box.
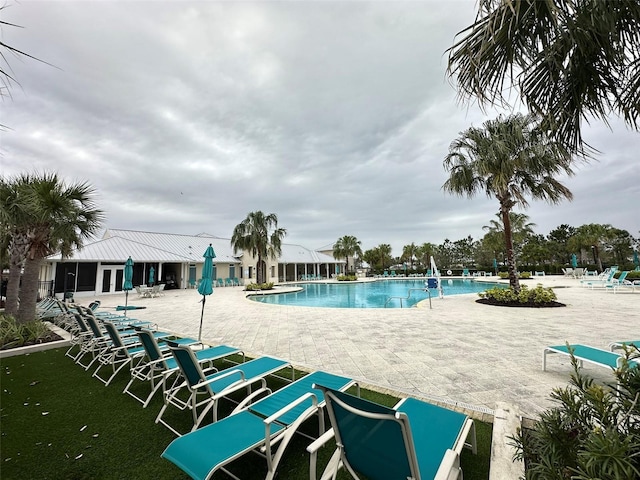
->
(571, 254), (578, 269)
(634, 250), (639, 270)
(123, 257), (134, 317)
(492, 258), (498, 275)
(148, 266), (155, 286)
(197, 244), (216, 342)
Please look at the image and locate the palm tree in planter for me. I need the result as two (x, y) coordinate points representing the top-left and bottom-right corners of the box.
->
(332, 235), (362, 274)
(4, 173), (104, 324)
(231, 211), (286, 285)
(443, 113), (574, 291)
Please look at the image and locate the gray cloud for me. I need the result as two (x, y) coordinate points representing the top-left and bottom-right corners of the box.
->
(2, 1), (638, 255)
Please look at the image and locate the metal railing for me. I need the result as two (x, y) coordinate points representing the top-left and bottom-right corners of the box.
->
(384, 288), (431, 309)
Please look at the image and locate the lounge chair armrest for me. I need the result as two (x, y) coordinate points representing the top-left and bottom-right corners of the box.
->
(264, 392), (318, 426)
(232, 387), (272, 414)
(434, 449), (461, 480)
(307, 428), (339, 480)
(193, 368), (245, 390)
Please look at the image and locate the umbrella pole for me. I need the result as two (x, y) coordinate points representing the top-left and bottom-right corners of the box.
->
(198, 296), (205, 342)
(124, 291), (128, 317)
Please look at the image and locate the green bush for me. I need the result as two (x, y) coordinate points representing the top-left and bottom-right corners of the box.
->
(513, 347), (640, 479)
(244, 282), (274, 291)
(497, 271), (532, 279)
(337, 275), (357, 281)
(478, 284), (557, 304)
(0, 314), (52, 350)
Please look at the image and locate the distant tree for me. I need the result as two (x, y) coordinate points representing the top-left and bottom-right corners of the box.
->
(602, 228), (634, 267)
(568, 223), (611, 271)
(416, 242), (437, 270)
(362, 244), (393, 273)
(547, 224), (577, 264)
(483, 212), (536, 260)
(452, 235), (476, 266)
(401, 242), (419, 270)
(332, 235), (362, 273)
(447, 0), (640, 155)
(231, 211), (286, 284)
(443, 113), (574, 291)
(520, 234), (550, 266)
(436, 239), (455, 269)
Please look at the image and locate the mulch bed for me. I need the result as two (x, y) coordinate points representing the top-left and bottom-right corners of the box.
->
(476, 298), (566, 308)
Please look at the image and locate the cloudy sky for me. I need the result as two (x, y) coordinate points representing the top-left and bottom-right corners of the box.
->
(2, 1), (638, 255)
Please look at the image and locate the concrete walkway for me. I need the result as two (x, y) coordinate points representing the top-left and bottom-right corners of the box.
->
(93, 276), (638, 419)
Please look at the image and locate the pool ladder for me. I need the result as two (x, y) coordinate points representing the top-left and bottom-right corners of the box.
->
(384, 288), (432, 309)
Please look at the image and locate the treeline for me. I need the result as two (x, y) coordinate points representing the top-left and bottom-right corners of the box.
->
(360, 221), (638, 274)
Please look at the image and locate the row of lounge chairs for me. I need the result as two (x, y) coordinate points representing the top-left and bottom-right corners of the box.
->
(47, 299), (478, 480)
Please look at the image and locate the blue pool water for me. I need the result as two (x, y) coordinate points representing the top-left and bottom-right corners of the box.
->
(249, 278), (505, 308)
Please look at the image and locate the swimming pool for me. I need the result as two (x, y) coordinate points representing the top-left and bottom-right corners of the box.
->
(249, 278), (506, 308)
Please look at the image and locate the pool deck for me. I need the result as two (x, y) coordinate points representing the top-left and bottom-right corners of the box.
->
(93, 275), (638, 419)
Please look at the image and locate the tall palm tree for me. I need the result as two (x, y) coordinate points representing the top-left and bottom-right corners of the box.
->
(231, 211), (286, 284)
(332, 235), (362, 273)
(0, 174), (35, 316)
(443, 113), (574, 290)
(12, 173), (103, 323)
(447, 0), (640, 155)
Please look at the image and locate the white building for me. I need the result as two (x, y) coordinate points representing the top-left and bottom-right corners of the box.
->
(43, 229), (344, 298)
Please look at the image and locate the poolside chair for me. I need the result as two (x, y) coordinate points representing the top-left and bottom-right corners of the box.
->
(542, 344), (639, 372)
(608, 340), (640, 351)
(606, 271), (630, 292)
(92, 320), (153, 386)
(124, 328), (242, 408)
(156, 344), (292, 435)
(308, 386), (477, 480)
(580, 267), (617, 288)
(225, 278), (233, 287)
(216, 278), (224, 288)
(462, 268), (470, 277)
(233, 277), (241, 286)
(162, 371), (356, 480)
(562, 267), (574, 277)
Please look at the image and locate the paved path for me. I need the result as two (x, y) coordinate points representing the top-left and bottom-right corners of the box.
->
(94, 276), (639, 419)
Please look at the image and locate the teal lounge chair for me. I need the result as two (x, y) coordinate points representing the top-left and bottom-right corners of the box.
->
(156, 344), (292, 435)
(123, 328), (242, 408)
(308, 386), (476, 480)
(162, 371), (356, 480)
(216, 278), (224, 288)
(225, 278), (233, 287)
(542, 344), (639, 372)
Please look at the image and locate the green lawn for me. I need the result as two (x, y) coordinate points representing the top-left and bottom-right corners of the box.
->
(0, 348), (491, 479)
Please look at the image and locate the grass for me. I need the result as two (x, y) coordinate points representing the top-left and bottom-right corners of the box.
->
(1, 348), (492, 479)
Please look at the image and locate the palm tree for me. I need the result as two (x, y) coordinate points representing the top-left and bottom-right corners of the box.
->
(0, 174), (34, 316)
(447, 0), (640, 155)
(231, 211), (286, 284)
(483, 212), (536, 261)
(332, 235), (362, 273)
(401, 243), (418, 271)
(2, 173), (104, 323)
(443, 113), (574, 290)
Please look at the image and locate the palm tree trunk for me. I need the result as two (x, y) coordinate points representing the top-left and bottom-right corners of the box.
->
(5, 236), (30, 316)
(17, 256), (42, 324)
(257, 255), (263, 284)
(5, 262), (22, 316)
(501, 206), (521, 292)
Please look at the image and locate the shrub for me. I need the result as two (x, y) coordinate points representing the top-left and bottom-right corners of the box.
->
(244, 282), (274, 291)
(0, 314), (52, 350)
(478, 284), (557, 304)
(513, 347), (640, 479)
(337, 275), (357, 281)
(498, 271), (532, 279)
